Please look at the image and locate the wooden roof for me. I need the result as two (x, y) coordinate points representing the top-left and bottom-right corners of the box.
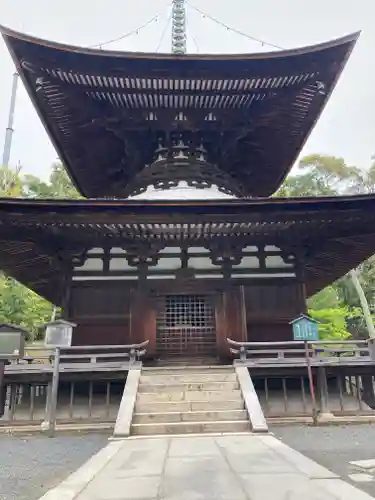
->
(1, 26), (358, 197)
(0, 195), (374, 304)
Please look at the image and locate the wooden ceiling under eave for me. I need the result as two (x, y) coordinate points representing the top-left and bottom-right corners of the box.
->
(0, 26), (359, 198)
(0, 195), (374, 304)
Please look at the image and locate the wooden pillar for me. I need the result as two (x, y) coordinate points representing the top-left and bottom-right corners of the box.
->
(130, 290), (156, 357)
(240, 285), (248, 342)
(215, 293), (227, 359)
(215, 286), (245, 359)
(296, 253), (308, 315)
(226, 287), (245, 342)
(61, 271), (72, 320)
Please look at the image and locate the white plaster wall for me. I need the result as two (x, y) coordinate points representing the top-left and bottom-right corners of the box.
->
(266, 255), (293, 269)
(129, 182), (236, 200)
(74, 257), (103, 272)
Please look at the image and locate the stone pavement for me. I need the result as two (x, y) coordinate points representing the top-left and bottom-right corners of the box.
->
(39, 433), (375, 500)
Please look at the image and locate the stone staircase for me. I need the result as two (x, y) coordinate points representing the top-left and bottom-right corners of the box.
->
(131, 365), (251, 435)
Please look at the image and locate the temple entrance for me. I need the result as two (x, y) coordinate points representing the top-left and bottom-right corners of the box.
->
(156, 294), (217, 357)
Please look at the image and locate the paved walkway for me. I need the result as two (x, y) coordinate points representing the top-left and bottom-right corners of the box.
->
(39, 433), (375, 500)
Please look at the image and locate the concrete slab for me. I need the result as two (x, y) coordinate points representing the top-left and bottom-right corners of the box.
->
(350, 459), (375, 470)
(349, 473), (374, 483)
(38, 434), (375, 500)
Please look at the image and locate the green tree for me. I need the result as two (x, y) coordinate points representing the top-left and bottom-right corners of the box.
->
(307, 286), (341, 310)
(0, 163), (23, 196)
(276, 154), (362, 197)
(0, 162), (79, 342)
(309, 308), (352, 340)
(0, 277), (53, 340)
(23, 162), (82, 199)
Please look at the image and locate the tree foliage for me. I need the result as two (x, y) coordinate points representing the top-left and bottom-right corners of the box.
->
(309, 308), (351, 341)
(0, 278), (53, 339)
(23, 162), (82, 199)
(0, 162), (80, 340)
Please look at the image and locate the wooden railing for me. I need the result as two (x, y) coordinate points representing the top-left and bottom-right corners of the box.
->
(1, 341), (149, 436)
(227, 338), (372, 366)
(5, 341), (150, 366)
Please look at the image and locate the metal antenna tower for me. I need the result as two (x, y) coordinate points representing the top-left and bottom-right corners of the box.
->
(2, 72), (19, 168)
(171, 0), (186, 54)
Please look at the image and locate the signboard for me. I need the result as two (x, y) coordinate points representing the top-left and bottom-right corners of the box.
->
(44, 320), (76, 347)
(290, 315), (319, 342)
(0, 324), (27, 357)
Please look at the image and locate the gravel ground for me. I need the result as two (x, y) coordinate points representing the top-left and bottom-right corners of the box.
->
(0, 433), (109, 500)
(273, 424), (375, 497)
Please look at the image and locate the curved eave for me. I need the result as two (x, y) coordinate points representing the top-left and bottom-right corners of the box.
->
(0, 192), (374, 212)
(0, 26), (360, 197)
(0, 24), (360, 61)
(0, 194), (374, 301)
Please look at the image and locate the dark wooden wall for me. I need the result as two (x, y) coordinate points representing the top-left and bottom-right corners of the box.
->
(244, 281), (306, 342)
(67, 279), (305, 352)
(68, 282), (132, 345)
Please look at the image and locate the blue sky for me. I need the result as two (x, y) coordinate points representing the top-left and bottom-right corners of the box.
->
(0, 0), (373, 181)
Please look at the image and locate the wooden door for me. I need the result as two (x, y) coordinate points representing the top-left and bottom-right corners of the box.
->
(155, 294), (217, 357)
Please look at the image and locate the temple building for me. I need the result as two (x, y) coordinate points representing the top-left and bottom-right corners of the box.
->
(0, 26), (372, 360)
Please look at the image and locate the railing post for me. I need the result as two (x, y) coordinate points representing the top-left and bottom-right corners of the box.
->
(368, 338), (375, 361)
(0, 360), (5, 418)
(304, 341), (318, 425)
(129, 348), (136, 364)
(239, 346), (246, 362)
(46, 347), (60, 437)
(317, 366), (330, 415)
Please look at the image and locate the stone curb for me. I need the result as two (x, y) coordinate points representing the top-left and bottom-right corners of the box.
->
(259, 434), (338, 478)
(268, 415), (375, 426)
(235, 366), (268, 433)
(37, 440), (124, 500)
(114, 368), (141, 437)
(0, 422), (114, 435)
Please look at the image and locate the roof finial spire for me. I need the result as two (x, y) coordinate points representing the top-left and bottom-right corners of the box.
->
(172, 0), (186, 55)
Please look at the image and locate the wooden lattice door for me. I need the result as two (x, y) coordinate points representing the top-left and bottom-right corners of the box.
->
(156, 295), (217, 356)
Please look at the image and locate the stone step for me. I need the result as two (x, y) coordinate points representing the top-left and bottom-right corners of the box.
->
(137, 389), (242, 403)
(140, 372), (237, 384)
(133, 409), (248, 424)
(135, 399), (245, 413)
(141, 366), (233, 375)
(131, 419), (251, 436)
(138, 381), (239, 393)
